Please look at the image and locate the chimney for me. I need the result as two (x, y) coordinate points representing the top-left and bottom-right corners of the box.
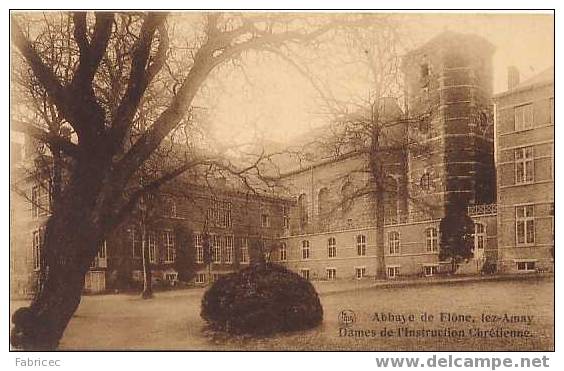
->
(508, 66), (520, 90)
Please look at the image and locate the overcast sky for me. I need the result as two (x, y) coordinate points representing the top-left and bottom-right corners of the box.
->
(201, 12), (553, 145)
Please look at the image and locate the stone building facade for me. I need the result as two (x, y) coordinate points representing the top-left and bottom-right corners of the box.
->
(402, 31), (496, 217)
(493, 67), (554, 273)
(10, 152), (290, 296)
(10, 32), (554, 297)
(270, 31), (499, 279)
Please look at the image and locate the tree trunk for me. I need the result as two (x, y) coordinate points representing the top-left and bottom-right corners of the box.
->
(375, 189), (386, 279)
(141, 224), (153, 299)
(10, 206), (101, 349)
(11, 159), (109, 350)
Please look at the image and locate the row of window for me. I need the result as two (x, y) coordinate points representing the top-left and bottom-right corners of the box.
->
(207, 200), (232, 228)
(297, 265), (437, 281)
(194, 234), (241, 264)
(291, 224), (490, 261)
(194, 272), (229, 284)
(130, 229), (175, 263)
(296, 229), (439, 261)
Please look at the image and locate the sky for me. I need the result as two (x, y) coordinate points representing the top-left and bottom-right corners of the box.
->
(200, 12), (554, 146)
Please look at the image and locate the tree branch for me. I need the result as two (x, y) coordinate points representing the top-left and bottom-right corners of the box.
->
(12, 119), (79, 157)
(72, 12), (89, 57)
(11, 20), (69, 121)
(109, 12), (168, 150)
(71, 12), (114, 87)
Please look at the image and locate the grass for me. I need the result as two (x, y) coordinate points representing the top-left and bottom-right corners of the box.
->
(10, 276), (553, 351)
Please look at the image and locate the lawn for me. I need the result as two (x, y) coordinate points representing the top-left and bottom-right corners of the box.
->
(11, 276), (554, 351)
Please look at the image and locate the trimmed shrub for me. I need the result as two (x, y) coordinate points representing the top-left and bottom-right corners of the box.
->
(201, 263), (323, 335)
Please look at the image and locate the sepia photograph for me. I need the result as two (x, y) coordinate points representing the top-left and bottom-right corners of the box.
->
(9, 10), (554, 352)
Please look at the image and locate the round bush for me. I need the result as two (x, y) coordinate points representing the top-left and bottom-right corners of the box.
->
(201, 264), (323, 335)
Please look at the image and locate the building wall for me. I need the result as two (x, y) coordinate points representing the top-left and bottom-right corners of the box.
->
(10, 183), (47, 297)
(403, 32), (496, 219)
(278, 227), (381, 280)
(274, 212), (497, 279)
(10, 168), (290, 295)
(494, 78), (554, 273)
(279, 153), (380, 234)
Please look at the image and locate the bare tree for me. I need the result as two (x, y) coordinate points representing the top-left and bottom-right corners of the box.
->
(10, 11), (334, 350)
(268, 15), (436, 277)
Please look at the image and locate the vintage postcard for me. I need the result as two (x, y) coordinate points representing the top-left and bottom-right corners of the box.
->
(9, 10), (554, 352)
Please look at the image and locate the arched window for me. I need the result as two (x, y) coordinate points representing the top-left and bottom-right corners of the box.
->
(425, 227), (438, 252)
(298, 193), (308, 227)
(356, 234), (366, 256)
(474, 223), (486, 250)
(420, 172), (431, 191)
(328, 237), (337, 258)
(280, 242), (287, 261)
(301, 240), (310, 260)
(318, 187), (331, 218)
(388, 231), (400, 255)
(341, 181), (354, 212)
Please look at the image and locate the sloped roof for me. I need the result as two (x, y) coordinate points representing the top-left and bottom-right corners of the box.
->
(404, 30), (495, 59)
(494, 66), (554, 98)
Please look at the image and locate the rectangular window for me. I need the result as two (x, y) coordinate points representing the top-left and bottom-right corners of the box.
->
(474, 223), (486, 250)
(279, 243), (287, 261)
(98, 240), (107, 259)
(225, 235), (233, 263)
(212, 235), (221, 263)
(282, 205), (290, 229)
(426, 228), (438, 252)
(517, 261), (536, 271)
(32, 229), (42, 271)
(261, 214), (270, 228)
(515, 146), (534, 184)
(240, 237), (249, 263)
(514, 103), (533, 131)
(516, 205), (535, 245)
(162, 196), (177, 218)
(31, 183), (50, 218)
(207, 200), (232, 228)
(195, 273), (206, 284)
(131, 228), (142, 258)
(165, 272), (178, 283)
(195, 233), (204, 263)
(424, 265), (438, 276)
(302, 240), (310, 260)
(326, 268), (336, 280)
(148, 232), (157, 263)
(355, 267), (366, 279)
(300, 269), (310, 280)
(328, 237), (337, 258)
(388, 232), (400, 255)
(356, 235), (366, 256)
(92, 240), (108, 269)
(163, 230), (175, 263)
(387, 266), (400, 278)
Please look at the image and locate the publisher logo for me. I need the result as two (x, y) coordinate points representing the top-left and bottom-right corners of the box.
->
(338, 310), (357, 327)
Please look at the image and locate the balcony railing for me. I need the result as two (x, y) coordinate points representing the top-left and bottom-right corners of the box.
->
(467, 203), (497, 216)
(90, 256), (107, 269)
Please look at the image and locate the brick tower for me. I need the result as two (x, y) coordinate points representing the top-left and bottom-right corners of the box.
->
(402, 31), (496, 220)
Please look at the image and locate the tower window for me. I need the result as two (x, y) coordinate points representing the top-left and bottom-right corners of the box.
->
(420, 63), (429, 79)
(420, 173), (431, 191)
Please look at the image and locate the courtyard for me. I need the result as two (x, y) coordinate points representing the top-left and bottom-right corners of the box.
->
(10, 275), (553, 351)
